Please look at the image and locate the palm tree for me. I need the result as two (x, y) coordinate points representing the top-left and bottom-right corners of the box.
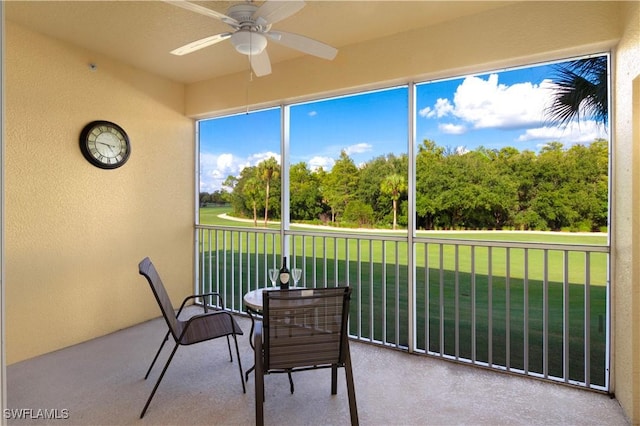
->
(242, 177), (262, 227)
(259, 157), (279, 226)
(545, 56), (608, 127)
(380, 173), (407, 230)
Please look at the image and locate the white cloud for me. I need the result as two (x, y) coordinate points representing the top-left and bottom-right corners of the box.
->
(420, 74), (554, 131)
(439, 123), (466, 135)
(308, 111), (318, 117)
(516, 120), (608, 145)
(433, 98), (454, 118)
(344, 143), (372, 155)
(199, 151), (281, 193)
(449, 74), (552, 129)
(418, 106), (433, 118)
(248, 151), (280, 165)
(308, 156), (335, 171)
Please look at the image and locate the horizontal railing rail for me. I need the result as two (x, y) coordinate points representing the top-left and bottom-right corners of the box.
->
(195, 224), (610, 392)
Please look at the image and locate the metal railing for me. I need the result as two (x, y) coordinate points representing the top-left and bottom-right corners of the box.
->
(195, 224), (610, 391)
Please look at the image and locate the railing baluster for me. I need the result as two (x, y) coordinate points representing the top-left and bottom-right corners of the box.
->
(369, 240), (374, 342)
(506, 247), (511, 371)
(395, 241), (400, 348)
(357, 238), (362, 338)
(455, 244), (460, 360)
(488, 246), (493, 367)
(424, 243), (429, 354)
(471, 245), (476, 363)
(524, 247), (529, 375)
(439, 244), (444, 356)
(323, 236), (328, 288)
(312, 235), (317, 288)
(584, 252), (591, 387)
(302, 235), (307, 287)
(335, 237), (339, 286)
(253, 232), (259, 291)
(543, 248), (549, 379)
(382, 240), (387, 345)
(563, 250), (570, 383)
(230, 231), (235, 311)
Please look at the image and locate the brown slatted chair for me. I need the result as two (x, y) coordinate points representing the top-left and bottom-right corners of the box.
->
(254, 286), (358, 426)
(138, 257), (245, 418)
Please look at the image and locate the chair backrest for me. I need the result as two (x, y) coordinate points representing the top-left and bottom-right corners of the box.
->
(138, 257), (180, 340)
(263, 287), (351, 371)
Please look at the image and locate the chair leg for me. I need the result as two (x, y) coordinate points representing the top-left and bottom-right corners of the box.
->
(287, 370), (294, 394)
(255, 349), (264, 426)
(344, 350), (359, 426)
(232, 333), (246, 393)
(331, 365), (338, 395)
(226, 335), (233, 362)
(144, 331), (170, 380)
(140, 343), (179, 419)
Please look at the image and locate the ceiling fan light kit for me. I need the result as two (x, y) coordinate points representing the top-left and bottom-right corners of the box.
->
(231, 30), (267, 55)
(167, 0), (338, 77)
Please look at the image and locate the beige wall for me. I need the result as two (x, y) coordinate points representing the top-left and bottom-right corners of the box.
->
(5, 21), (194, 364)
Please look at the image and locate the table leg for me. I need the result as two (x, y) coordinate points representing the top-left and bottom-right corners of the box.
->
(245, 307), (260, 381)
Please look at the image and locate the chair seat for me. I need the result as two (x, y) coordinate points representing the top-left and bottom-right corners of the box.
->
(177, 312), (244, 345)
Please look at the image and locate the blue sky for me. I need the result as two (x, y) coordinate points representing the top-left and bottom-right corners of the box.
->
(199, 59), (608, 192)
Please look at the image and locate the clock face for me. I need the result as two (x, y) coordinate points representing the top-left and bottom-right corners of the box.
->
(80, 121), (130, 169)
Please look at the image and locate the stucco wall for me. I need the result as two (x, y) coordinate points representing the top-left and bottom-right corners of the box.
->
(5, 21), (194, 364)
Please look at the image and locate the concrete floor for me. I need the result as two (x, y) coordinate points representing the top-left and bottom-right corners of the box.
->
(7, 308), (629, 425)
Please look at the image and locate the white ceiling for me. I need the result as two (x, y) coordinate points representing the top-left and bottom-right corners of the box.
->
(5, 1), (513, 84)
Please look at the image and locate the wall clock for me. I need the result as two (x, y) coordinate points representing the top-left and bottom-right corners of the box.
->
(79, 120), (131, 169)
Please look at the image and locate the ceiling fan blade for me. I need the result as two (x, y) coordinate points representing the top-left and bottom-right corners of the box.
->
(250, 50), (272, 77)
(170, 33), (232, 56)
(252, 0), (305, 26)
(164, 1), (239, 27)
(268, 31), (338, 60)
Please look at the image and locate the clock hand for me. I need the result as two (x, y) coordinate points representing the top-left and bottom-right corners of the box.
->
(96, 141), (116, 155)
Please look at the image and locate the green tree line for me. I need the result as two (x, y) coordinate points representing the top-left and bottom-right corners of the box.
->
(201, 138), (608, 232)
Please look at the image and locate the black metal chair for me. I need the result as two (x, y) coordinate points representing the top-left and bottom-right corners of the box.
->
(254, 286), (358, 425)
(138, 257), (245, 418)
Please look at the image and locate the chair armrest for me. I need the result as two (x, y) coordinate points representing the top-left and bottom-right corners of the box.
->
(176, 292), (225, 316)
(178, 310), (241, 341)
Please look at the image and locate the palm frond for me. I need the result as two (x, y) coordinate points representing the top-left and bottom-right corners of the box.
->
(544, 56), (608, 128)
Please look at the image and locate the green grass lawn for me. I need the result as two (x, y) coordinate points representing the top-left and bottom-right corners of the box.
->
(197, 205), (609, 386)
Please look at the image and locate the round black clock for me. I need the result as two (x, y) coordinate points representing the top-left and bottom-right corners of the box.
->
(79, 120), (131, 169)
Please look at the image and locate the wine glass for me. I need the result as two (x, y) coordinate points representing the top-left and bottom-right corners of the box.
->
(268, 268), (278, 287)
(291, 268), (302, 287)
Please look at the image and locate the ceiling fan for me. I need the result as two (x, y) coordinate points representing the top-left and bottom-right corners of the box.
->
(166, 0), (338, 77)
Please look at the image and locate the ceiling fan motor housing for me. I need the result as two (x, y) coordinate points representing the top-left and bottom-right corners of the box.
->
(227, 3), (269, 55)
